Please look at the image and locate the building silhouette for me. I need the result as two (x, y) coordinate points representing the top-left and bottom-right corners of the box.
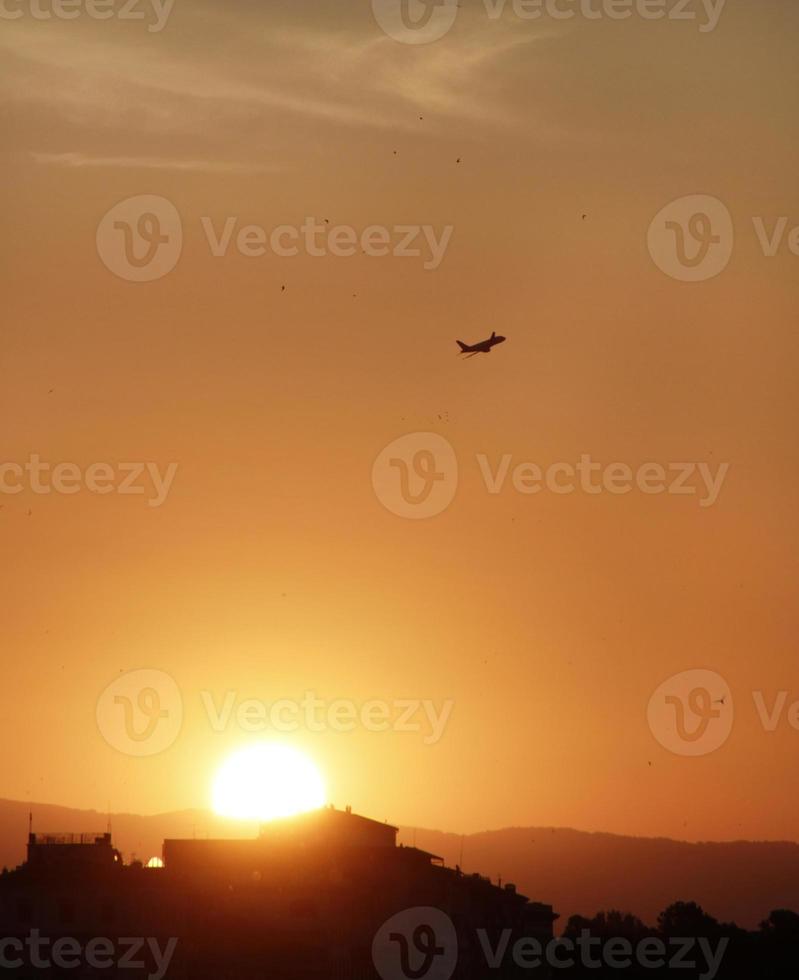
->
(0, 807), (557, 979)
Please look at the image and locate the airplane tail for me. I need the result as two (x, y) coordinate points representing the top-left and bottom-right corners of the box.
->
(456, 341), (470, 352)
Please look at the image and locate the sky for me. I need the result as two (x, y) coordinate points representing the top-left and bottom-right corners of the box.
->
(1, 0), (798, 842)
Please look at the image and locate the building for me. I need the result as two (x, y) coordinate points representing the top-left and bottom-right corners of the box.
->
(0, 807), (558, 979)
(26, 832), (121, 871)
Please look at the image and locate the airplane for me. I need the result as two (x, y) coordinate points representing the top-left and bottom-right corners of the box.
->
(456, 332), (507, 358)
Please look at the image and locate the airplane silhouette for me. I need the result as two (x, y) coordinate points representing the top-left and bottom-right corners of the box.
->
(457, 332), (507, 358)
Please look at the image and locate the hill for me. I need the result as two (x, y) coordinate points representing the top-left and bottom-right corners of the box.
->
(398, 825), (799, 930)
(3, 799), (796, 930)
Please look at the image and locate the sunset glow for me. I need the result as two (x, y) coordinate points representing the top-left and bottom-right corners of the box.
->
(211, 744), (326, 822)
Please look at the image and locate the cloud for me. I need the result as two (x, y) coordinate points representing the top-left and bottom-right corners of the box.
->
(30, 151), (274, 174)
(0, 4), (554, 146)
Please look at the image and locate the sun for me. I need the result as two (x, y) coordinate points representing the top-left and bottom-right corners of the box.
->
(211, 743), (326, 821)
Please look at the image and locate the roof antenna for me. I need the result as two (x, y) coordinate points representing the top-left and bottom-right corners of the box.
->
(459, 834), (465, 868)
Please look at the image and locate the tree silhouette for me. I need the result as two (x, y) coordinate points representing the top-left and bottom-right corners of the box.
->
(657, 900), (719, 938)
(564, 908), (652, 943)
(759, 908), (799, 938)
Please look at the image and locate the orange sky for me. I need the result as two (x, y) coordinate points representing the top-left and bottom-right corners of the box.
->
(1, 0), (798, 842)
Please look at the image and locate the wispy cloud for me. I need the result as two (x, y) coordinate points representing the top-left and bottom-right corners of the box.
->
(30, 151), (273, 174)
(0, 6), (555, 144)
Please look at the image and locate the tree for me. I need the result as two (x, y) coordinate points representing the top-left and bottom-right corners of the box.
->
(563, 909), (651, 942)
(657, 901), (719, 939)
(759, 909), (799, 939)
